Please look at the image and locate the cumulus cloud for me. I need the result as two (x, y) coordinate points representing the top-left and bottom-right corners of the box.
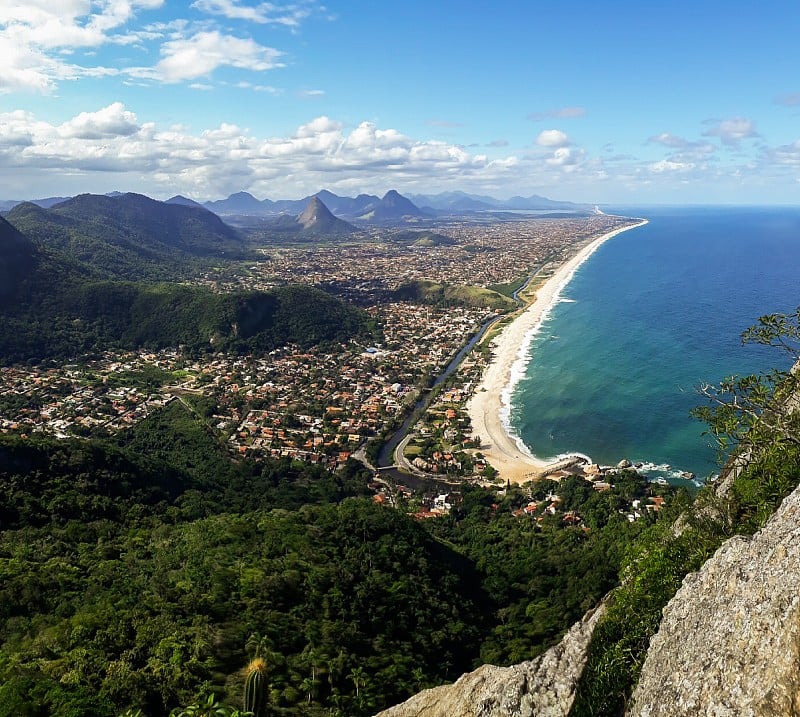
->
(649, 159), (696, 173)
(0, 2), (289, 92)
(703, 117), (758, 146)
(0, 106), (522, 198)
(647, 132), (716, 162)
(528, 106), (586, 121)
(58, 102), (140, 139)
(545, 146), (583, 169)
(191, 0), (318, 27)
(154, 31), (283, 82)
(0, 1), (164, 93)
(770, 140), (800, 166)
(536, 129), (570, 148)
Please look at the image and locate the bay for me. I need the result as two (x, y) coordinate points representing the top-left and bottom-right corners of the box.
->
(509, 206), (800, 480)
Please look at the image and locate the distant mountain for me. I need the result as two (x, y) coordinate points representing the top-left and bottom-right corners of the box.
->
(0, 196), (73, 212)
(358, 190), (426, 223)
(204, 191), (275, 215)
(197, 187), (590, 221)
(315, 190), (380, 217)
(407, 190), (591, 212)
(296, 196), (358, 234)
(166, 195), (205, 209)
(500, 194), (588, 210)
(6, 192), (248, 280)
(207, 190), (383, 220)
(406, 191), (496, 211)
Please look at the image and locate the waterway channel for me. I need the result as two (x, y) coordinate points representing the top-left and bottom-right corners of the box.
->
(374, 267), (542, 489)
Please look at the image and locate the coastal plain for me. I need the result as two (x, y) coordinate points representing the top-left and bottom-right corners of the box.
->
(467, 220), (648, 483)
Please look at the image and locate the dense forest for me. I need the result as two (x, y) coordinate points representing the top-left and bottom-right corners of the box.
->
(5, 194), (251, 281)
(0, 214), (375, 364)
(0, 399), (673, 717)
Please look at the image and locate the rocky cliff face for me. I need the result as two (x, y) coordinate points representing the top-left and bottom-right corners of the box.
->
(379, 480), (800, 717)
(375, 601), (608, 717)
(626, 483), (800, 717)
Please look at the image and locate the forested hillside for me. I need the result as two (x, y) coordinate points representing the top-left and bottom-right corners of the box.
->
(0, 215), (374, 363)
(0, 399), (670, 717)
(5, 193), (250, 281)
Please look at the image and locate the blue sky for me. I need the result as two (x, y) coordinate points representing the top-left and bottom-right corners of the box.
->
(1, 0), (799, 204)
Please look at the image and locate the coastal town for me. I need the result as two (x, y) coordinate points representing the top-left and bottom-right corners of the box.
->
(0, 213), (670, 522)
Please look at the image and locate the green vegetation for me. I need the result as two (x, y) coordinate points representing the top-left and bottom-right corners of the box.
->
(391, 280), (515, 310)
(5, 193), (250, 281)
(569, 310), (800, 717)
(0, 394), (674, 716)
(425, 474), (664, 665)
(386, 231), (456, 248)
(488, 274), (529, 298)
(0, 265), (374, 363)
(0, 211), (376, 364)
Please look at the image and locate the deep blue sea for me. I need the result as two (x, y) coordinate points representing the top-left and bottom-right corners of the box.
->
(509, 206), (800, 481)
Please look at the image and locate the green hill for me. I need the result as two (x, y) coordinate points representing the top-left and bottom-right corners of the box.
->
(5, 193), (250, 280)
(392, 279), (516, 310)
(0, 278), (374, 362)
(0, 218), (374, 362)
(0, 215), (37, 301)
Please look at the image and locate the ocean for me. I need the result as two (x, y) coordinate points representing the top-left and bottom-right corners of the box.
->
(508, 206), (800, 481)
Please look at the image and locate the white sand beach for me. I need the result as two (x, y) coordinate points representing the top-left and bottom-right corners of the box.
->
(467, 219), (649, 483)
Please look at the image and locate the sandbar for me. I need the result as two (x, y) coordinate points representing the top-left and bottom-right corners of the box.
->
(467, 219), (649, 483)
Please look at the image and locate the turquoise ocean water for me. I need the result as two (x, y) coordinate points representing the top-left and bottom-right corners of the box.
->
(509, 206), (800, 481)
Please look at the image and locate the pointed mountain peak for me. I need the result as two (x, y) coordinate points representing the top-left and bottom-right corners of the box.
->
(295, 197), (357, 235)
(297, 196), (336, 229)
(382, 189), (404, 202)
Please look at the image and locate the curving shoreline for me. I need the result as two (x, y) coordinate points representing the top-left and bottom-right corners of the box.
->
(466, 219), (649, 483)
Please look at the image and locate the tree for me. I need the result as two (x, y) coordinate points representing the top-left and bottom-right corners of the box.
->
(693, 310), (800, 459)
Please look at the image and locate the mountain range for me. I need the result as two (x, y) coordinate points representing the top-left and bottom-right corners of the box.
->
(0, 188), (590, 222)
(0, 201), (373, 362)
(203, 188), (431, 224)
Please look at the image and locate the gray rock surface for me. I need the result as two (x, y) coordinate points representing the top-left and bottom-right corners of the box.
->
(627, 484), (800, 717)
(375, 601), (607, 717)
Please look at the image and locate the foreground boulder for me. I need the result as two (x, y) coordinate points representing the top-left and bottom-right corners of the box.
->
(627, 483), (800, 717)
(375, 601), (607, 717)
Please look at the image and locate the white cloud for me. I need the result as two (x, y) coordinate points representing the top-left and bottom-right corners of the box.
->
(536, 129), (570, 148)
(649, 159), (696, 173)
(0, 106), (521, 199)
(703, 117), (758, 147)
(545, 146), (583, 169)
(771, 140), (800, 166)
(58, 102), (140, 139)
(0, 0), (163, 92)
(0, 1), (163, 49)
(154, 31), (283, 82)
(191, 0), (317, 27)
